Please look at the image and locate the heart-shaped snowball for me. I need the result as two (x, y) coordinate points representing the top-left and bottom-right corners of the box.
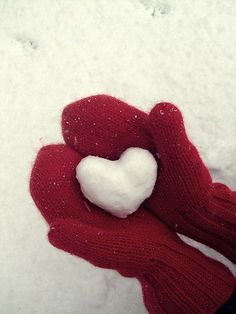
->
(76, 147), (157, 218)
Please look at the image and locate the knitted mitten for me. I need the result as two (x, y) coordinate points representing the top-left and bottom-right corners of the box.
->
(146, 102), (236, 263)
(30, 144), (235, 314)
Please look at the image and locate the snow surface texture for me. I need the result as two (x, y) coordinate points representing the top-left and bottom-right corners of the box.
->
(1, 0), (236, 313)
(76, 147), (157, 218)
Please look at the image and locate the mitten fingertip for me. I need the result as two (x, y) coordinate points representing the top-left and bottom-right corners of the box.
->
(149, 102), (182, 122)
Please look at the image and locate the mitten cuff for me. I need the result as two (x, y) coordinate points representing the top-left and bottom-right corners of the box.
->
(140, 242), (235, 314)
(207, 183), (236, 260)
(176, 183), (236, 262)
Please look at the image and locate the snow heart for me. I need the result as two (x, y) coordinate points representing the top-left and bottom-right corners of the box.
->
(76, 147), (157, 218)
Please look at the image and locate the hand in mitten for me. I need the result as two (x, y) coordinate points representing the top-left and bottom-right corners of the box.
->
(49, 216), (235, 314)
(30, 144), (235, 314)
(146, 103), (236, 262)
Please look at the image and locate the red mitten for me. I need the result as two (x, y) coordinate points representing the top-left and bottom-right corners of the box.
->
(146, 102), (236, 262)
(30, 144), (235, 314)
(49, 217), (234, 314)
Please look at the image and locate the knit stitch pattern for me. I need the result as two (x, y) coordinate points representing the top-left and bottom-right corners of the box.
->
(146, 102), (236, 262)
(30, 95), (236, 314)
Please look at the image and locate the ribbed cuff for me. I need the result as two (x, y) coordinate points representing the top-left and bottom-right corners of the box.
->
(174, 183), (236, 263)
(140, 241), (235, 314)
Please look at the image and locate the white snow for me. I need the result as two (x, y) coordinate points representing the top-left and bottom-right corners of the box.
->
(1, 1), (236, 314)
(76, 147), (157, 218)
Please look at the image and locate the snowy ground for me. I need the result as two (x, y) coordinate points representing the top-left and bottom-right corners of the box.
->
(1, 1), (236, 313)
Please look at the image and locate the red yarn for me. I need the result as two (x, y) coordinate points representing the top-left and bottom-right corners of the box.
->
(146, 102), (236, 263)
(62, 95), (154, 160)
(30, 95), (236, 314)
